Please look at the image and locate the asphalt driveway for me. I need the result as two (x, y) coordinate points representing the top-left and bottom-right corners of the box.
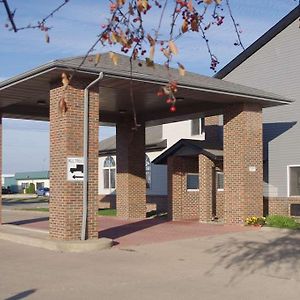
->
(1, 227), (300, 299)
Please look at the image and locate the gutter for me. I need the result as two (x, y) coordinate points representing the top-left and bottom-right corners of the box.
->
(81, 72), (104, 241)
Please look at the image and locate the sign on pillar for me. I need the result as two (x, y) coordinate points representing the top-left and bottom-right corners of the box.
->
(67, 157), (84, 181)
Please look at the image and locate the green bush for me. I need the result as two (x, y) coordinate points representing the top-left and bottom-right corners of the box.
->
(25, 183), (36, 194)
(266, 215), (300, 229)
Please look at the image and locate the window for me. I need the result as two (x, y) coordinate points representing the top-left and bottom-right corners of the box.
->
(145, 155), (151, 189)
(21, 182), (29, 189)
(288, 166), (300, 196)
(191, 118), (205, 136)
(36, 182), (44, 190)
(216, 172), (224, 191)
(103, 156), (116, 190)
(187, 174), (199, 190)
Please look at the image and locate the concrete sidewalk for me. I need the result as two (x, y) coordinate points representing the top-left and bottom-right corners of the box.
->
(1, 228), (300, 299)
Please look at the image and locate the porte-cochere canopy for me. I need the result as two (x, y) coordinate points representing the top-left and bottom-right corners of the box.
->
(0, 52), (292, 240)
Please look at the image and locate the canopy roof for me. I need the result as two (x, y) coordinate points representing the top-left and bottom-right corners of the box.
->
(0, 52), (292, 125)
(153, 139), (223, 165)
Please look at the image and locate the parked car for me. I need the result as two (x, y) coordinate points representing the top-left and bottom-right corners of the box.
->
(2, 187), (12, 194)
(36, 187), (50, 197)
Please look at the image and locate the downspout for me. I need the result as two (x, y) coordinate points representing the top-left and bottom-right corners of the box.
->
(81, 72), (104, 241)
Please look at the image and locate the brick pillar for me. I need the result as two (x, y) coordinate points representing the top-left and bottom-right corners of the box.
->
(0, 114), (2, 225)
(199, 154), (214, 222)
(223, 103), (263, 224)
(116, 120), (146, 219)
(49, 79), (99, 240)
(168, 156), (183, 221)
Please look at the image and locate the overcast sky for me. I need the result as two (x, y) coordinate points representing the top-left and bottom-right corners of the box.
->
(0, 0), (298, 173)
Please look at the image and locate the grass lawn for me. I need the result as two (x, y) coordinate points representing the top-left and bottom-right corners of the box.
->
(97, 209), (117, 216)
(22, 207), (49, 212)
(266, 215), (300, 229)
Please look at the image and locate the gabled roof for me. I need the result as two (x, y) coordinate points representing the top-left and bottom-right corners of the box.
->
(153, 139), (223, 165)
(15, 171), (50, 180)
(215, 5), (300, 79)
(99, 125), (167, 155)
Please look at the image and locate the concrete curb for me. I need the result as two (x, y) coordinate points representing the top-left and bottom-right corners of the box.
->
(0, 225), (113, 252)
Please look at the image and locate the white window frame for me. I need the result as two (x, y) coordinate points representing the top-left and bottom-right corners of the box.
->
(103, 156), (116, 192)
(186, 173), (199, 191)
(145, 154), (151, 190)
(191, 118), (205, 136)
(287, 165), (300, 197)
(216, 171), (224, 191)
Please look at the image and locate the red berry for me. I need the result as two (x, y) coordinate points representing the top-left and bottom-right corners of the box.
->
(170, 105), (176, 112)
(166, 98), (172, 104)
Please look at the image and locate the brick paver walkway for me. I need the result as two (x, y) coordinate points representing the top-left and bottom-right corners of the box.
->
(5, 211), (257, 247)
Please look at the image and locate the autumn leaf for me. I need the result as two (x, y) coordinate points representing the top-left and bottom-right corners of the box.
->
(149, 45), (155, 61)
(145, 58), (154, 67)
(147, 34), (156, 46)
(203, 0), (213, 4)
(169, 40), (178, 55)
(95, 53), (101, 66)
(117, 0), (126, 6)
(191, 19), (199, 32)
(187, 0), (193, 13)
(61, 72), (69, 89)
(177, 63), (186, 76)
(137, 0), (148, 12)
(111, 32), (118, 43)
(162, 48), (171, 59)
(109, 52), (119, 65)
(182, 20), (188, 33)
(215, 0), (222, 4)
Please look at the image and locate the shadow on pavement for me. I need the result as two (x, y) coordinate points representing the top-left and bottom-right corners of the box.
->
(99, 216), (168, 240)
(205, 230), (300, 284)
(6, 217), (49, 226)
(4, 289), (37, 300)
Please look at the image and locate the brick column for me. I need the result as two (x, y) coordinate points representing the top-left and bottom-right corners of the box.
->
(223, 103), (263, 224)
(199, 154), (214, 222)
(116, 120), (146, 219)
(49, 80), (99, 240)
(167, 156), (183, 221)
(0, 114), (2, 225)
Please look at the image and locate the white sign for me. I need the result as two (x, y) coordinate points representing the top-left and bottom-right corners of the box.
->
(67, 157), (84, 181)
(249, 166), (257, 172)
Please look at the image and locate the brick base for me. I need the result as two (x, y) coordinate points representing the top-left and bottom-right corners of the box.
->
(264, 197), (300, 217)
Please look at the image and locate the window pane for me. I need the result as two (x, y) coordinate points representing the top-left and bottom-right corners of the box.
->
(191, 119), (200, 135)
(290, 167), (300, 196)
(187, 174), (199, 190)
(104, 169), (110, 189)
(216, 172), (224, 190)
(110, 169), (116, 189)
(145, 155), (151, 188)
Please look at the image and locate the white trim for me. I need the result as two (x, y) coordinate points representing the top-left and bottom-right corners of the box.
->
(287, 165), (300, 197)
(216, 171), (224, 191)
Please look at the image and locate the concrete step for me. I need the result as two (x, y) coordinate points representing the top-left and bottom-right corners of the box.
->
(0, 225), (112, 252)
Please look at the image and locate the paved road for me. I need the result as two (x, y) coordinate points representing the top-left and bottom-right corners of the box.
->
(1, 228), (300, 299)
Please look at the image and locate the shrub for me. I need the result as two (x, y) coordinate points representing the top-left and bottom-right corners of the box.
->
(25, 183), (35, 194)
(245, 216), (266, 226)
(265, 215), (300, 229)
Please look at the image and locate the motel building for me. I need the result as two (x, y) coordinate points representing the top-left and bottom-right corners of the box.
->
(0, 52), (292, 242)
